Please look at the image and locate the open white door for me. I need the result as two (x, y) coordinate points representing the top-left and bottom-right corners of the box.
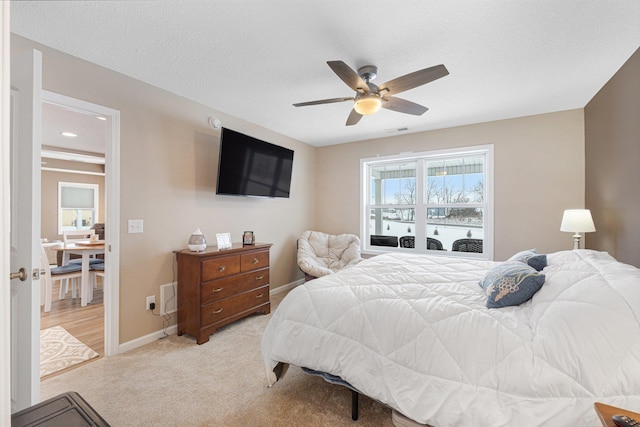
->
(1, 3), (12, 422)
(9, 49), (42, 411)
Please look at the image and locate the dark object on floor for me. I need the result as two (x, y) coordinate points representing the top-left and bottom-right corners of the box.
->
(11, 391), (110, 426)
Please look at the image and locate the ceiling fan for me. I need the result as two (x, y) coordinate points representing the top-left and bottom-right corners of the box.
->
(293, 60), (449, 126)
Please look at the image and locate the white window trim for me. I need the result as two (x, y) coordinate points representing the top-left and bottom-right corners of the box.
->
(360, 145), (494, 260)
(57, 181), (99, 234)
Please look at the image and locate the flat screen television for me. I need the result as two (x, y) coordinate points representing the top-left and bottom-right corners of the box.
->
(216, 127), (294, 198)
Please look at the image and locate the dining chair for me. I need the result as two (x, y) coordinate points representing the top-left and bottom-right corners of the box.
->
(370, 235), (398, 247)
(62, 229), (96, 246)
(90, 262), (105, 292)
(40, 245), (82, 312)
(451, 238), (483, 253)
(427, 237), (444, 250)
(59, 229), (101, 297)
(399, 236), (415, 248)
(399, 236), (445, 250)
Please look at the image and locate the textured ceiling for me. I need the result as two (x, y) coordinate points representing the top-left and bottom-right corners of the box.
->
(10, 1), (640, 147)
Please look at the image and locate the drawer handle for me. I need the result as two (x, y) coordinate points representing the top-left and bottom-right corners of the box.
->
(255, 275), (264, 281)
(212, 308), (223, 315)
(253, 258), (259, 264)
(255, 293), (264, 298)
(211, 287), (223, 293)
(218, 266), (225, 272)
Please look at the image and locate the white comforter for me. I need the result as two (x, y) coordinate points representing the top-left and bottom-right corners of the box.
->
(261, 250), (640, 426)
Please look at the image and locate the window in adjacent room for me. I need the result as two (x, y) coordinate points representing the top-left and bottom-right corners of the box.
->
(58, 182), (99, 234)
(360, 145), (493, 259)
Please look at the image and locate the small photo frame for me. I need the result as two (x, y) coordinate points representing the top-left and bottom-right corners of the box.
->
(216, 232), (232, 250)
(243, 231), (254, 245)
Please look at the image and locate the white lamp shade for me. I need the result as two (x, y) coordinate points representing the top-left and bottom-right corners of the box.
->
(560, 209), (596, 233)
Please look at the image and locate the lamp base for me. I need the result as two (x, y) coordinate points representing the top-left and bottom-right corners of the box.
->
(572, 233), (582, 250)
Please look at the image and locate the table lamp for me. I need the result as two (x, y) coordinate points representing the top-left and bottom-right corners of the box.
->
(560, 209), (595, 250)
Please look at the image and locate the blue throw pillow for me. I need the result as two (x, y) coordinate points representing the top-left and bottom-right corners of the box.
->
(508, 249), (547, 272)
(479, 261), (545, 308)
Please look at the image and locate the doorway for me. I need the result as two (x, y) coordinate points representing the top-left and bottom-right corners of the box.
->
(40, 91), (120, 367)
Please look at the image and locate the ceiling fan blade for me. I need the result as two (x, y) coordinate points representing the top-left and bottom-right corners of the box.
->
(346, 109), (363, 126)
(327, 61), (370, 94)
(382, 96), (429, 115)
(378, 64), (449, 95)
(293, 97), (353, 107)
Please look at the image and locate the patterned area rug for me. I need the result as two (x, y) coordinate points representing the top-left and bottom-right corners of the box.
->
(40, 326), (99, 377)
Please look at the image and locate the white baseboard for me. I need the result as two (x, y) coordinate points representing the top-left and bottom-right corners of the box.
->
(118, 278), (303, 354)
(118, 324), (177, 354)
(271, 278), (304, 296)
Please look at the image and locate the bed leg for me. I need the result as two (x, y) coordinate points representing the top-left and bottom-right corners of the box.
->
(351, 390), (359, 421)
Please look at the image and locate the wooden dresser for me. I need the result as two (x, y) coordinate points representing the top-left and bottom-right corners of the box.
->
(176, 243), (272, 344)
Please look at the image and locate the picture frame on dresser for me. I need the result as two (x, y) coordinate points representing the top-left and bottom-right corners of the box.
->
(243, 231), (254, 245)
(215, 232), (232, 249)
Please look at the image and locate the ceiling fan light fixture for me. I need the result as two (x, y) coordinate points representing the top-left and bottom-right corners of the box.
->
(354, 94), (382, 115)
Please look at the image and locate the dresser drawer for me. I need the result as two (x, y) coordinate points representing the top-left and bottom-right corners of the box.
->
(201, 255), (240, 281)
(200, 285), (270, 326)
(241, 251), (269, 272)
(200, 269), (269, 305)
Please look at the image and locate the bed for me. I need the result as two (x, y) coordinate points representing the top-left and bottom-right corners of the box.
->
(261, 249), (640, 426)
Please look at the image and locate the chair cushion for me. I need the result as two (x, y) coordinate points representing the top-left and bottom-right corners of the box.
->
(70, 258), (104, 265)
(90, 263), (105, 271)
(50, 263), (82, 275)
(297, 231), (363, 278)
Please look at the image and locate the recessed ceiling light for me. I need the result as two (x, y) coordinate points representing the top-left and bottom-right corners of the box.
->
(96, 115), (107, 121)
(61, 132), (77, 137)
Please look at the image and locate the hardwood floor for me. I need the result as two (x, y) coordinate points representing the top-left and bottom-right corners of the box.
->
(40, 278), (104, 378)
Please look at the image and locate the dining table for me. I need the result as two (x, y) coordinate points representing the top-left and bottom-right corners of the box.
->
(52, 240), (105, 307)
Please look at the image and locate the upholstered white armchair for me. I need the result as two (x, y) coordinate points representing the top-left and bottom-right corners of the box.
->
(297, 230), (363, 280)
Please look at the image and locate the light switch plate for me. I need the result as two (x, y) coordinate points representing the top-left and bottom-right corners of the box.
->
(128, 219), (144, 234)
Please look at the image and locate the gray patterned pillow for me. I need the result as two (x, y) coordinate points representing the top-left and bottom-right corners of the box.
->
(479, 261), (545, 308)
(508, 249), (547, 272)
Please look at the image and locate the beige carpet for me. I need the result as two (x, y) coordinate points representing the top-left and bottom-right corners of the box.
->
(40, 326), (99, 378)
(40, 311), (395, 426)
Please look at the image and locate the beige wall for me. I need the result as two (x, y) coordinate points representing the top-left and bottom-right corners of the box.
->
(585, 48), (640, 267)
(12, 35), (317, 343)
(316, 110), (586, 260)
(41, 165), (105, 242)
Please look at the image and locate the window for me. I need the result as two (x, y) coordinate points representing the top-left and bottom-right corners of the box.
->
(361, 145), (493, 259)
(58, 182), (99, 234)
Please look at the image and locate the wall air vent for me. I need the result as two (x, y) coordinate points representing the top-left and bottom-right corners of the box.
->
(384, 127), (410, 133)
